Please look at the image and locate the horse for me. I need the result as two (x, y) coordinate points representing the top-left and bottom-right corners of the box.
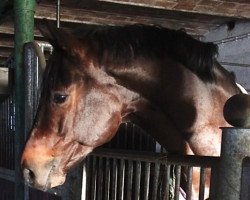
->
(20, 20), (242, 199)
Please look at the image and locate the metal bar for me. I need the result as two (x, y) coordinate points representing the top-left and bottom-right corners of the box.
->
(118, 159), (125, 200)
(91, 149), (219, 167)
(85, 157), (91, 200)
(143, 162), (150, 200)
(220, 61), (250, 68)
(111, 158), (118, 200)
(163, 164), (170, 200)
(104, 158), (110, 200)
(214, 32), (250, 45)
(88, 147), (219, 200)
(3, 99), (6, 168)
(126, 160), (133, 200)
(151, 162), (160, 200)
(91, 157), (97, 200)
(97, 157), (103, 200)
(0, 104), (2, 167)
(56, 0), (60, 28)
(3, 101), (6, 168)
(174, 166), (181, 200)
(11, 96), (15, 169)
(186, 166), (193, 200)
(81, 161), (87, 200)
(199, 167), (206, 200)
(134, 161), (141, 200)
(24, 43), (37, 136)
(1, 101), (4, 167)
(7, 98), (11, 169)
(4, 98), (8, 168)
(14, 0), (36, 199)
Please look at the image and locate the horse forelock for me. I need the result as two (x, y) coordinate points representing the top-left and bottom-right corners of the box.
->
(43, 50), (85, 91)
(74, 24), (217, 82)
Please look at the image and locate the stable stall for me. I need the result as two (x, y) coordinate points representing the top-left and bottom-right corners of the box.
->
(0, 1), (250, 200)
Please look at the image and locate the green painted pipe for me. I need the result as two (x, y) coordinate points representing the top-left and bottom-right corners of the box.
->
(14, 0), (35, 199)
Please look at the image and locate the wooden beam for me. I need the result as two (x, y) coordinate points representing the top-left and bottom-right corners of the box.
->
(0, 49), (12, 58)
(1, 1), (245, 38)
(35, 3), (221, 36)
(98, 0), (250, 19)
(0, 38), (14, 48)
(0, 19), (42, 36)
(0, 21), (14, 35)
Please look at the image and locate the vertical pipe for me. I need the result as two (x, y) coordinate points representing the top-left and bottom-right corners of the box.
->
(126, 160), (133, 200)
(97, 157), (103, 200)
(56, 0), (60, 28)
(118, 159), (125, 200)
(199, 167), (205, 200)
(14, 0), (35, 199)
(163, 164), (170, 200)
(85, 157), (91, 200)
(104, 158), (110, 200)
(217, 128), (250, 200)
(151, 162), (160, 200)
(186, 166), (193, 200)
(134, 161), (141, 200)
(143, 162), (150, 200)
(81, 161), (87, 200)
(91, 157), (97, 200)
(111, 158), (118, 200)
(174, 166), (181, 200)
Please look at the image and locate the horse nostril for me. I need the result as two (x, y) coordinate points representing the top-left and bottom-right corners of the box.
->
(23, 167), (35, 185)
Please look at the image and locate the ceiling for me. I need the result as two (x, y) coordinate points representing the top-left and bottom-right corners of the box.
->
(1, 0), (250, 65)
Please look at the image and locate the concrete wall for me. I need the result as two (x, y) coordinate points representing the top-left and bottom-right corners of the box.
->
(203, 21), (250, 92)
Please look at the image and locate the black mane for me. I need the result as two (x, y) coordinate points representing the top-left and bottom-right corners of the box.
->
(75, 24), (218, 81)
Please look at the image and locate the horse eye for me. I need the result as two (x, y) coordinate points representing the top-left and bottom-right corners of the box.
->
(53, 93), (68, 104)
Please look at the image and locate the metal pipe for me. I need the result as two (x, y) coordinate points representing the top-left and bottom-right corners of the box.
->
(186, 166), (193, 200)
(174, 166), (181, 200)
(104, 158), (110, 200)
(56, 0), (60, 28)
(111, 158), (118, 200)
(14, 0), (36, 199)
(217, 128), (250, 200)
(92, 149), (219, 167)
(134, 161), (141, 200)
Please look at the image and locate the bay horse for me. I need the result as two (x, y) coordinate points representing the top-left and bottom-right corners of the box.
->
(21, 21), (242, 199)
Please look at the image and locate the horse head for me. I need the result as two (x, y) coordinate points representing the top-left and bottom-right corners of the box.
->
(21, 22), (132, 191)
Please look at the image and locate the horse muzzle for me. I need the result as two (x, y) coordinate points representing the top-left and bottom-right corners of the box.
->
(21, 136), (94, 191)
(21, 155), (66, 191)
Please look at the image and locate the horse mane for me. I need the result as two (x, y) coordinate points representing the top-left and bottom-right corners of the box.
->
(75, 24), (218, 81)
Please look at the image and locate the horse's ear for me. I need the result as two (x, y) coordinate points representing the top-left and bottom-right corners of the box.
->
(38, 18), (84, 58)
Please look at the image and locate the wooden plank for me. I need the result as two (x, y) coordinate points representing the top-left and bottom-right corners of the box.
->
(35, 3), (223, 36)
(0, 38), (14, 48)
(98, 0), (250, 19)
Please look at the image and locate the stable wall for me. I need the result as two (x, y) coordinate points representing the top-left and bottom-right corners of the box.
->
(203, 21), (250, 92)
